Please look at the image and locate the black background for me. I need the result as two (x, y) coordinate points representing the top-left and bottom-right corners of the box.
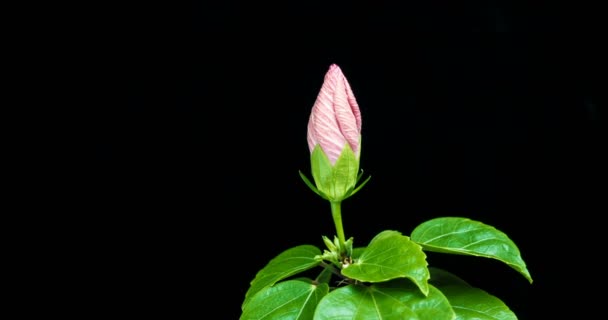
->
(94, 1), (604, 319)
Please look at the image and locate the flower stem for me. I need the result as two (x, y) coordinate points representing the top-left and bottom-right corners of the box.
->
(330, 201), (346, 254)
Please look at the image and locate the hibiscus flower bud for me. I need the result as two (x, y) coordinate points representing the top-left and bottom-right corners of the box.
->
(307, 64), (362, 164)
(302, 64), (369, 202)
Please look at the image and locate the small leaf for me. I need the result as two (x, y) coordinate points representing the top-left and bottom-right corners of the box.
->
(341, 230), (430, 295)
(242, 245), (322, 309)
(241, 279), (329, 320)
(411, 217), (532, 283)
(322, 235), (337, 252)
(344, 237), (354, 257)
(315, 267), (333, 284)
(313, 284), (416, 320)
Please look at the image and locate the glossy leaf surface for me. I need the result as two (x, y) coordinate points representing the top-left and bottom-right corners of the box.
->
(341, 230), (429, 295)
(243, 245), (322, 309)
(428, 267), (470, 287)
(314, 280), (454, 320)
(429, 268), (517, 320)
(377, 279), (456, 320)
(441, 286), (517, 320)
(241, 279), (329, 320)
(411, 217), (532, 283)
(314, 284), (416, 320)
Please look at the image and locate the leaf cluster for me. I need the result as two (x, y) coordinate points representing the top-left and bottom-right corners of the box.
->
(241, 217), (532, 320)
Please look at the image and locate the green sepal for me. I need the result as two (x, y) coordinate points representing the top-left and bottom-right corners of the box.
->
(310, 144), (360, 201)
(299, 170), (329, 200)
(349, 172), (372, 198)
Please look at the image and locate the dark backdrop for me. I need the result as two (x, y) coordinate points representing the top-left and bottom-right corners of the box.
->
(94, 1), (604, 319)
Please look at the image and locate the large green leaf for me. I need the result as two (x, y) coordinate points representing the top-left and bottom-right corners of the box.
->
(241, 279), (329, 320)
(376, 279), (456, 320)
(410, 217), (532, 283)
(428, 267), (470, 287)
(429, 268), (517, 320)
(243, 245), (322, 309)
(439, 286), (517, 320)
(351, 247), (366, 259)
(313, 281), (454, 320)
(313, 284), (417, 320)
(341, 230), (430, 295)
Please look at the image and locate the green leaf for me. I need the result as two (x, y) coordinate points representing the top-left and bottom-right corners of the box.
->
(428, 267), (471, 287)
(313, 284), (417, 320)
(315, 267), (333, 284)
(351, 247), (366, 259)
(410, 217), (533, 284)
(429, 268), (518, 320)
(313, 281), (454, 320)
(242, 245), (322, 309)
(376, 279), (456, 320)
(440, 286), (517, 320)
(241, 279), (329, 320)
(341, 230), (430, 295)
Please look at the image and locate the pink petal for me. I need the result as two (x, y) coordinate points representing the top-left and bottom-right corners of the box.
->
(307, 64), (362, 165)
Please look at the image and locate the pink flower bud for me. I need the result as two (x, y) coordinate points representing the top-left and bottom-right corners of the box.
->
(307, 64), (362, 165)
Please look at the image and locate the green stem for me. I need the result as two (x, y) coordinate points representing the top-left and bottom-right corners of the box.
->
(330, 201), (346, 254)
